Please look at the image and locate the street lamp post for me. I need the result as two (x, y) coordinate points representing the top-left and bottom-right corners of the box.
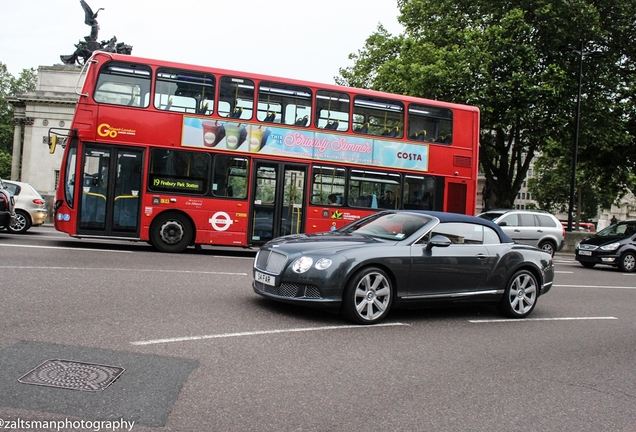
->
(560, 41), (603, 232)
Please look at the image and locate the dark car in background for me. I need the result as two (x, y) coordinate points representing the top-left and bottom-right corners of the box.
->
(576, 220), (636, 272)
(2, 180), (47, 234)
(253, 210), (554, 324)
(0, 178), (16, 230)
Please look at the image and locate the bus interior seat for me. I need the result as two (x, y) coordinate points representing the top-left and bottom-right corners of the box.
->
(294, 115), (308, 126)
(354, 122), (369, 134)
(355, 196), (369, 207)
(230, 107), (243, 118)
(324, 119), (339, 130)
(263, 112), (276, 122)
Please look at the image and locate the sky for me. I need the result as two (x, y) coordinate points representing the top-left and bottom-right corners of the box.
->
(0, 0), (403, 85)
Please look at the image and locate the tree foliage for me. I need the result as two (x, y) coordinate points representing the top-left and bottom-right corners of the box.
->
(0, 62), (37, 178)
(337, 0), (636, 212)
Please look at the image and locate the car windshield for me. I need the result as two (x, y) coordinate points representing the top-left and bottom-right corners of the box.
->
(477, 212), (502, 222)
(596, 223), (636, 238)
(340, 212), (431, 240)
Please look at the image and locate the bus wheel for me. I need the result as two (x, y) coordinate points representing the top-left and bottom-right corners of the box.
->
(151, 212), (193, 253)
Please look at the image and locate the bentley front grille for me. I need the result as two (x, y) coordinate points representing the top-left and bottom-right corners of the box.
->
(255, 249), (287, 275)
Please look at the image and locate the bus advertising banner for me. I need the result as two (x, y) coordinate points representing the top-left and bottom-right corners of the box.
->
(181, 116), (429, 172)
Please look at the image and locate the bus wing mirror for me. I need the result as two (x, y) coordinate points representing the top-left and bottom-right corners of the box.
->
(49, 135), (57, 154)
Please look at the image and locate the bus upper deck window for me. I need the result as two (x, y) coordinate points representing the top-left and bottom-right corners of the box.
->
(257, 82), (312, 127)
(155, 68), (216, 115)
(315, 90), (350, 132)
(407, 104), (453, 144)
(218, 76), (254, 120)
(353, 96), (404, 138)
(94, 63), (151, 108)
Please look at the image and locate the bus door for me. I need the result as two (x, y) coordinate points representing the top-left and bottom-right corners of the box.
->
(446, 181), (468, 214)
(250, 161), (306, 244)
(78, 145), (144, 237)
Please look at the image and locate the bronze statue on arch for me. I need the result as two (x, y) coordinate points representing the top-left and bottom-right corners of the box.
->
(60, 0), (133, 66)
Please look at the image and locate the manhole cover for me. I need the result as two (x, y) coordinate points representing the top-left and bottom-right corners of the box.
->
(18, 359), (125, 392)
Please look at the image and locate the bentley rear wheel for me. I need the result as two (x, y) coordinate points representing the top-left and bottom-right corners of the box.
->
(498, 270), (538, 318)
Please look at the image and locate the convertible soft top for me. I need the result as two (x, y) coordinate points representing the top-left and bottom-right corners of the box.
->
(396, 210), (514, 244)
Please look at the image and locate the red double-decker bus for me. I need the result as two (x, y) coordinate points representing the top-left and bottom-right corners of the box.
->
(52, 51), (480, 252)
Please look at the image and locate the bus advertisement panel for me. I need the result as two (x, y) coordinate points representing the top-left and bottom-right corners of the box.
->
(181, 117), (428, 171)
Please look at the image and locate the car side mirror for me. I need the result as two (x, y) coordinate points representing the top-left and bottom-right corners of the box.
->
(426, 235), (452, 250)
(498, 221), (507, 226)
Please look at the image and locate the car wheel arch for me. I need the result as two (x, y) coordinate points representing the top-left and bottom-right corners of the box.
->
(340, 264), (396, 324)
(8, 209), (32, 234)
(343, 261), (398, 296)
(507, 264), (543, 293)
(618, 250), (636, 272)
(538, 239), (557, 255)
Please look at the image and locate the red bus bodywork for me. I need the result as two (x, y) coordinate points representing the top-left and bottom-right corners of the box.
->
(54, 52), (480, 252)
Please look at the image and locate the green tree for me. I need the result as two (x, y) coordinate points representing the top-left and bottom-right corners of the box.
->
(0, 62), (37, 178)
(337, 0), (636, 211)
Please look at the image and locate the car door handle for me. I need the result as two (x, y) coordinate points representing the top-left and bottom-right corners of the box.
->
(476, 254), (488, 260)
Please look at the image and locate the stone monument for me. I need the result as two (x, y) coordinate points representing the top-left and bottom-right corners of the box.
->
(60, 0), (132, 66)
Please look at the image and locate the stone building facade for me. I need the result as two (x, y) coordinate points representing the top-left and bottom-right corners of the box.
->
(8, 65), (83, 220)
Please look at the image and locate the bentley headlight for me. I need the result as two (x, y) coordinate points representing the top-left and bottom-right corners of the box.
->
(292, 256), (314, 273)
(315, 258), (333, 270)
(600, 242), (620, 251)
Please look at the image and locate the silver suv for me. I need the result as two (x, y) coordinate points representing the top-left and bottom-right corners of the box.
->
(477, 209), (565, 256)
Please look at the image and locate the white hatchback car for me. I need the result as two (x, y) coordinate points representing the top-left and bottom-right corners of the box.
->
(2, 180), (47, 234)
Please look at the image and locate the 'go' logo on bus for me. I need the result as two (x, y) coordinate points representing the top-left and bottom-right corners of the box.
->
(97, 123), (119, 138)
(97, 123), (135, 138)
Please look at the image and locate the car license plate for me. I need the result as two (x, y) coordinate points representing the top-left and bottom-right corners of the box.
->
(255, 271), (275, 286)
(579, 250), (592, 256)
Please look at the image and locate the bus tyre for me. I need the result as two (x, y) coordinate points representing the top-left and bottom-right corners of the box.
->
(151, 212), (193, 253)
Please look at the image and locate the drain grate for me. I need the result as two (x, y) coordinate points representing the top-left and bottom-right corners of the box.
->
(18, 359), (125, 392)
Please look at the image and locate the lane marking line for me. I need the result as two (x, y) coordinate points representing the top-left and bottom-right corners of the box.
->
(0, 266), (247, 275)
(0, 243), (131, 253)
(470, 317), (617, 323)
(132, 322), (411, 346)
(555, 284), (636, 289)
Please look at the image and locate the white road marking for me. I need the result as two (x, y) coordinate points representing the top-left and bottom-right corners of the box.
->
(470, 317), (617, 323)
(0, 243), (131, 253)
(0, 266), (247, 275)
(131, 322), (411, 346)
(555, 284), (636, 289)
